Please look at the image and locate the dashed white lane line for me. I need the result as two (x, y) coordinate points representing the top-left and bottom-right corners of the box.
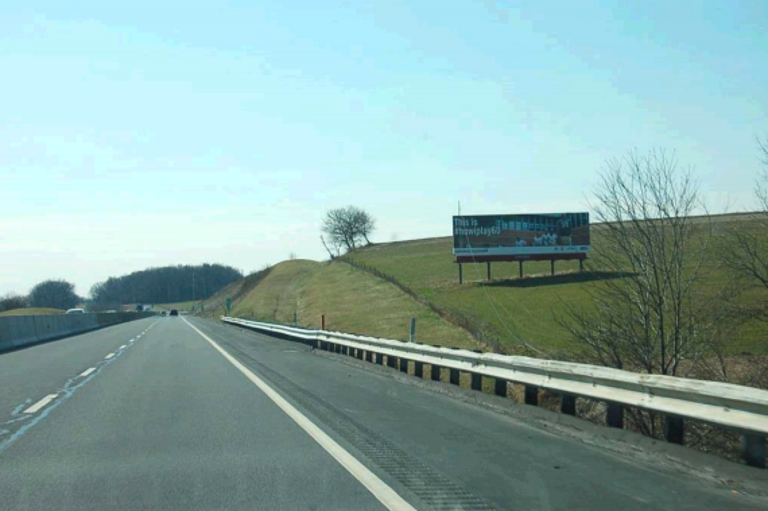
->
(79, 367), (96, 378)
(104, 353), (115, 360)
(119, 345), (127, 350)
(23, 394), (58, 414)
(181, 317), (416, 511)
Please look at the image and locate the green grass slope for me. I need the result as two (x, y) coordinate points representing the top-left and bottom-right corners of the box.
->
(345, 237), (588, 354)
(203, 259), (477, 349)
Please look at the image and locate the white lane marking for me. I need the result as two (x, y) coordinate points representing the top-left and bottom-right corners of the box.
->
(181, 317), (416, 511)
(79, 367), (96, 378)
(104, 353), (115, 360)
(119, 345), (127, 350)
(23, 394), (58, 414)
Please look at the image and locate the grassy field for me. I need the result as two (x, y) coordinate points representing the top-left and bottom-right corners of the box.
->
(0, 307), (64, 316)
(344, 222), (768, 356)
(202, 259), (477, 349)
(344, 237), (589, 354)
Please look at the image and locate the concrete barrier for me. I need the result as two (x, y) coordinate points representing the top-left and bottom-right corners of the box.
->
(0, 312), (154, 353)
(0, 319), (12, 351)
(33, 315), (54, 342)
(13, 316), (39, 349)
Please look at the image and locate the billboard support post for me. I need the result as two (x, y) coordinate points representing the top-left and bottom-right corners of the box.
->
(551, 260), (555, 276)
(579, 259), (584, 272)
(458, 264), (463, 284)
(519, 261), (524, 279)
(487, 262), (491, 281)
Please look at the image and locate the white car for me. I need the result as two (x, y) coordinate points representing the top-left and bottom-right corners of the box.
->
(66, 308), (85, 314)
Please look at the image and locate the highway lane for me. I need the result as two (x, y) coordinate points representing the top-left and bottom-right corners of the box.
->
(0, 316), (158, 420)
(189, 318), (768, 511)
(0, 315), (385, 510)
(0, 315), (765, 510)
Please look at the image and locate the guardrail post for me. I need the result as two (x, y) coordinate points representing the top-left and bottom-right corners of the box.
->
(742, 435), (766, 469)
(524, 385), (538, 405)
(376, 353), (384, 365)
(387, 355), (397, 368)
(365, 351), (373, 362)
(431, 364), (441, 381)
(399, 358), (408, 373)
(356, 348), (364, 360)
(664, 416), (685, 445)
(450, 368), (460, 385)
(494, 378), (507, 397)
(606, 403), (624, 429)
(415, 362), (424, 378)
(471, 373), (482, 391)
(560, 395), (576, 416)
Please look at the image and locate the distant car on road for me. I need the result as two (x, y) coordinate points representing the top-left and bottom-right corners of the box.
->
(160, 311), (167, 316)
(170, 309), (179, 317)
(66, 308), (85, 314)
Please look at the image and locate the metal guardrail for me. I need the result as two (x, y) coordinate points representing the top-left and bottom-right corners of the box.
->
(221, 316), (768, 468)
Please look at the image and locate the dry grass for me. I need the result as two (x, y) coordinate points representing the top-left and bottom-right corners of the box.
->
(0, 307), (64, 316)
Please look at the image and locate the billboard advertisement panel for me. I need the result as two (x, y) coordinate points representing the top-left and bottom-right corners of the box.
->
(453, 213), (590, 261)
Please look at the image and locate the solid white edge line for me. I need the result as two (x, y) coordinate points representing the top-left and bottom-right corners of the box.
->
(104, 353), (115, 360)
(79, 367), (96, 378)
(24, 394), (58, 414)
(181, 317), (416, 511)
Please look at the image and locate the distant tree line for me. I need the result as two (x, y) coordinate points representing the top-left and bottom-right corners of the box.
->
(90, 264), (243, 305)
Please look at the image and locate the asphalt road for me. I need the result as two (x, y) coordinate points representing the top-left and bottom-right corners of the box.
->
(1, 316), (766, 510)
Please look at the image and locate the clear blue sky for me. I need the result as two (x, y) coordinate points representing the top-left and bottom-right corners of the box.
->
(1, 1), (767, 296)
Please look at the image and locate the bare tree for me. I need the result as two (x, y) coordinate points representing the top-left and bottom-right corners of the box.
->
(350, 208), (375, 245)
(560, 150), (741, 437)
(289, 252), (297, 261)
(0, 293), (28, 312)
(320, 235), (338, 259)
(721, 136), (768, 323)
(562, 151), (735, 375)
(321, 206), (376, 254)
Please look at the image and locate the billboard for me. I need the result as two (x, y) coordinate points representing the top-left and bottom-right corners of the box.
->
(453, 213), (590, 262)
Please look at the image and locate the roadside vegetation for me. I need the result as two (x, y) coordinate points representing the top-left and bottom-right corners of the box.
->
(199, 259), (475, 349)
(0, 307), (64, 317)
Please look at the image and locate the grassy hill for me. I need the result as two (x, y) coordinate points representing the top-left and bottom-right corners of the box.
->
(199, 259), (477, 349)
(197, 214), (768, 356)
(344, 237), (588, 355)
